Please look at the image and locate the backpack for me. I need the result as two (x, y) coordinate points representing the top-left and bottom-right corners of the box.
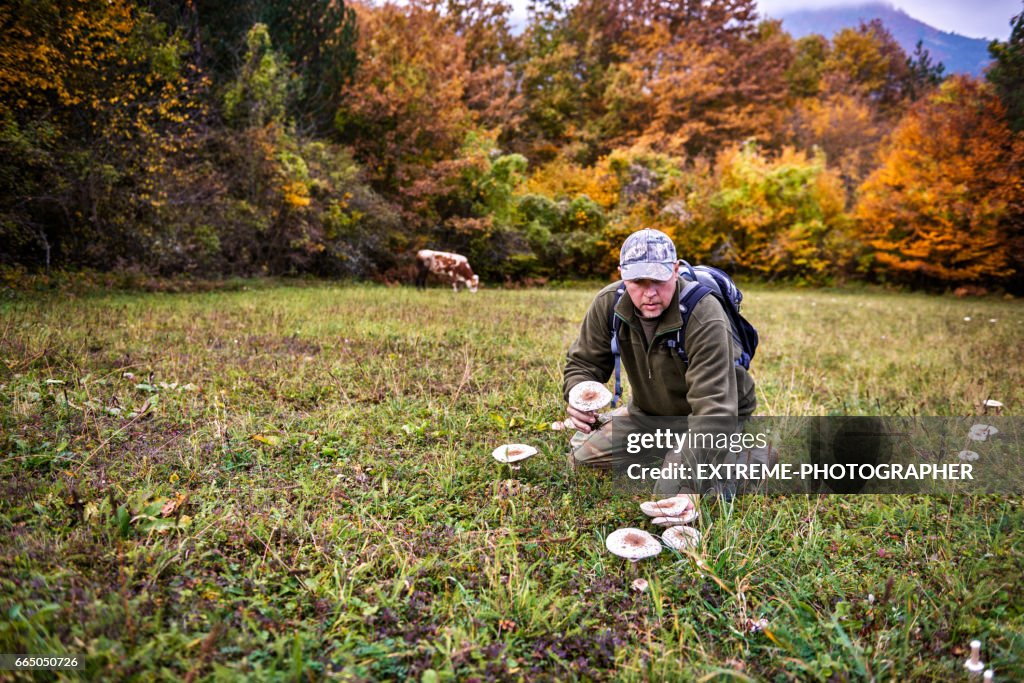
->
(608, 260), (758, 408)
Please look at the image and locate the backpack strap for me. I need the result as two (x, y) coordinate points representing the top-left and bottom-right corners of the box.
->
(609, 284), (626, 408)
(666, 280), (713, 366)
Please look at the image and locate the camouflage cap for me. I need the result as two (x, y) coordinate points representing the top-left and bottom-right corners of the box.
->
(619, 229), (677, 281)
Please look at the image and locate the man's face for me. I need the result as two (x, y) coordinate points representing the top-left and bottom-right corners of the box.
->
(622, 263), (678, 318)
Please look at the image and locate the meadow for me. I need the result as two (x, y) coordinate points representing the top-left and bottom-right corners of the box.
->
(1, 281), (1022, 681)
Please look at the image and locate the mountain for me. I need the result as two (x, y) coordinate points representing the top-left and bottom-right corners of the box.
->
(771, 2), (993, 76)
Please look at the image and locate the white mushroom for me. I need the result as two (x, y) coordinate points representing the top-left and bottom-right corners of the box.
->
(984, 669), (994, 682)
(640, 494), (697, 521)
(964, 639), (985, 674)
(630, 578), (649, 593)
(983, 399), (1003, 408)
(550, 418), (576, 431)
(958, 450), (980, 462)
(651, 515), (699, 527)
(968, 424), (999, 441)
(662, 525), (701, 551)
(568, 381), (613, 412)
(491, 444), (538, 470)
(605, 528), (662, 562)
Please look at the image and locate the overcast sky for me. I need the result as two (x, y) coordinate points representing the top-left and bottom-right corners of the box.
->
(506, 0), (1022, 41)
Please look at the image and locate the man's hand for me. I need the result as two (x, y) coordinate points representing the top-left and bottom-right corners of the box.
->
(566, 404), (598, 433)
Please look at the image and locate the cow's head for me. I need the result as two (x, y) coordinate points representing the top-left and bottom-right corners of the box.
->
(469, 274), (480, 293)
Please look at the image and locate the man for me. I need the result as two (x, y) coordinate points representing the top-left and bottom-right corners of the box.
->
(563, 228), (757, 474)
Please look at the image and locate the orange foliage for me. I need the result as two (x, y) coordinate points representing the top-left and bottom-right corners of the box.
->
(855, 77), (1024, 285)
(338, 1), (473, 206)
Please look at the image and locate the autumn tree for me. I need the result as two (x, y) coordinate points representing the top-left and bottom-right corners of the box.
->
(697, 143), (852, 281)
(439, 0), (524, 134)
(855, 76), (1024, 287)
(335, 1), (474, 216)
(620, 18), (793, 158)
(0, 0), (199, 271)
(825, 20), (912, 113)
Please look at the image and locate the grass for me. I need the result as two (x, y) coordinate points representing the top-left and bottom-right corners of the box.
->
(1, 281), (1022, 681)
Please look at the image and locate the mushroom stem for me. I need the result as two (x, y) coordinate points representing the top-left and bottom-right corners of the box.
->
(965, 639), (985, 675)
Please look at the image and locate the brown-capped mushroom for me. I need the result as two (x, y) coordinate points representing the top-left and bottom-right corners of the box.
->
(662, 525), (701, 551)
(968, 424), (999, 441)
(569, 381), (613, 413)
(605, 528), (662, 562)
(640, 494), (698, 521)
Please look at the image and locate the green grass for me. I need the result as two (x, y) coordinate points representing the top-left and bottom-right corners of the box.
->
(1, 282), (1022, 681)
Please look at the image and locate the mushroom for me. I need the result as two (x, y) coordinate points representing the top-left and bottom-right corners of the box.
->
(631, 578), (649, 593)
(491, 444), (538, 471)
(968, 424), (999, 441)
(640, 494), (698, 522)
(651, 516), (698, 527)
(662, 525), (701, 551)
(984, 670), (994, 682)
(605, 528), (662, 573)
(958, 450), (980, 462)
(964, 639), (985, 675)
(983, 399), (1003, 409)
(568, 381), (613, 413)
(550, 418), (576, 431)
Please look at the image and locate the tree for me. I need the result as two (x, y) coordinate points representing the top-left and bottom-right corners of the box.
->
(855, 76), (1024, 287)
(223, 24), (290, 129)
(904, 40), (945, 102)
(440, 0), (524, 134)
(335, 1), (474, 215)
(987, 5), (1024, 132)
(785, 34), (830, 99)
(609, 18), (792, 158)
(0, 0), (197, 270)
(701, 143), (851, 281)
(825, 19), (912, 114)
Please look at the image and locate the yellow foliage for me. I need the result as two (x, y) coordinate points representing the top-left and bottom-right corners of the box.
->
(282, 181), (311, 208)
(525, 158), (619, 210)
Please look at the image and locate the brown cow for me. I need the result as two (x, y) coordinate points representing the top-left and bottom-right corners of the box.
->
(415, 249), (480, 292)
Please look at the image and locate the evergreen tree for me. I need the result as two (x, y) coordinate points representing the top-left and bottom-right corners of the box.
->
(988, 5), (1024, 132)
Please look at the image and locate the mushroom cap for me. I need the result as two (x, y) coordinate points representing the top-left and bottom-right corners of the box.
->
(984, 399), (1003, 408)
(631, 578), (649, 592)
(968, 424), (999, 441)
(568, 381), (613, 412)
(662, 525), (701, 551)
(651, 515), (699, 527)
(640, 495), (697, 520)
(491, 443), (538, 464)
(957, 450), (980, 462)
(605, 528), (662, 561)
